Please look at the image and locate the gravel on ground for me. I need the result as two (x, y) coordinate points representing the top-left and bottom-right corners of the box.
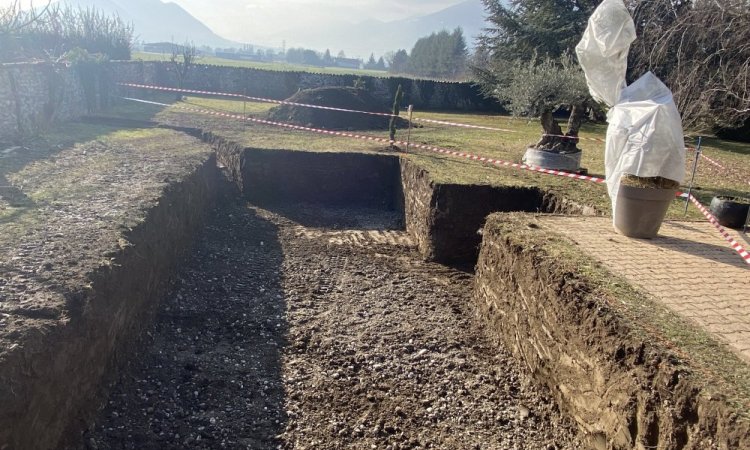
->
(82, 195), (582, 450)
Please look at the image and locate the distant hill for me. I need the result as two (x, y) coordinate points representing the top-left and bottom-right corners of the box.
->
(56, 0), (241, 48)
(279, 0), (487, 57)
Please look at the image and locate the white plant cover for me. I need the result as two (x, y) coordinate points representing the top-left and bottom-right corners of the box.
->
(575, 0), (635, 108)
(576, 0), (686, 219)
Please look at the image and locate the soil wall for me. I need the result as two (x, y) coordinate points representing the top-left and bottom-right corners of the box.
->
(212, 140), (402, 210)
(473, 213), (750, 449)
(400, 158), (596, 266)
(0, 156), (219, 449)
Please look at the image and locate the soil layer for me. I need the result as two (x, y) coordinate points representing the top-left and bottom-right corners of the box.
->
(399, 159), (595, 266)
(0, 130), (219, 449)
(474, 213), (750, 449)
(81, 199), (583, 449)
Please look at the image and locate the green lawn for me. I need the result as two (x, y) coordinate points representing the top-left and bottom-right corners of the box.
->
(103, 93), (750, 222)
(131, 52), (390, 77)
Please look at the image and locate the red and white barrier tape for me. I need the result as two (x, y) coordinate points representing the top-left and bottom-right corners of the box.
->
(118, 83), (605, 142)
(411, 117), (518, 133)
(701, 153), (750, 187)
(123, 96), (750, 264)
(122, 96), (606, 184)
(688, 194), (750, 265)
(119, 82), (396, 118)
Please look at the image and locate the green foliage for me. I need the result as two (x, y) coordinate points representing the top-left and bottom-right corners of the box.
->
(387, 49), (409, 74)
(477, 0), (598, 62)
(473, 0), (596, 140)
(488, 54), (589, 118)
(405, 28), (467, 79)
(0, 3), (132, 62)
(364, 54), (386, 71)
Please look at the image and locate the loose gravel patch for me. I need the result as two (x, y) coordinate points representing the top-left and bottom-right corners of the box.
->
(82, 197), (582, 449)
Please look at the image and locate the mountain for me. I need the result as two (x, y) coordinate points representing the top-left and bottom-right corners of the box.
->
(57, 0), (241, 48)
(277, 0), (487, 58)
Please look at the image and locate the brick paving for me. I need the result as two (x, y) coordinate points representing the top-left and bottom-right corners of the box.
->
(539, 216), (750, 362)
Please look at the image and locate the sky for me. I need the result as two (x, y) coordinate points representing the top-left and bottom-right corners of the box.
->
(1, 0), (470, 48)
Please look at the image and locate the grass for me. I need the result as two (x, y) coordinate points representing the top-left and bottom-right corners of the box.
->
(110, 93), (750, 221)
(0, 124), (208, 244)
(131, 52), (391, 77)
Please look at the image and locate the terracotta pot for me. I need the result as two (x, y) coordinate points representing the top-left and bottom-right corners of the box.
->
(614, 185), (677, 238)
(709, 196), (750, 229)
(522, 148), (582, 172)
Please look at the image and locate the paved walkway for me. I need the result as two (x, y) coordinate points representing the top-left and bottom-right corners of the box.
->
(539, 216), (750, 362)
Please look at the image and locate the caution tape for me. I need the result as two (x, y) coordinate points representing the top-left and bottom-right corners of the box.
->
(410, 117), (518, 133)
(688, 194), (750, 265)
(120, 82), (396, 118)
(117, 83), (605, 143)
(122, 96), (750, 264)
(121, 96), (606, 184)
(701, 153), (750, 187)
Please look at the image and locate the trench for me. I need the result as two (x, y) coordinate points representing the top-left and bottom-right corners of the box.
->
(1, 135), (590, 449)
(67, 143), (587, 449)
(68, 141), (749, 450)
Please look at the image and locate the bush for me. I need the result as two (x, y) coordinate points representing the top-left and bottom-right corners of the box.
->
(0, 3), (132, 63)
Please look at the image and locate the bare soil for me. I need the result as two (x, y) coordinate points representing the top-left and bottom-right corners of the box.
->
(80, 196), (582, 449)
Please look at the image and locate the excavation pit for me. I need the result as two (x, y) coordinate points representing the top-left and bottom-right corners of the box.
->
(2, 129), (748, 449)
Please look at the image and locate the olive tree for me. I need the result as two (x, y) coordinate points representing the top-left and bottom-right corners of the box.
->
(474, 53), (591, 152)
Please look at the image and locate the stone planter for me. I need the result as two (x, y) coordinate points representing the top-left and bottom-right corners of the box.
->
(614, 185), (677, 238)
(709, 196), (750, 229)
(522, 148), (582, 172)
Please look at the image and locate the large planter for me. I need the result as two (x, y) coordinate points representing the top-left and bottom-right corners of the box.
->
(709, 196), (750, 229)
(522, 148), (582, 172)
(614, 185), (677, 238)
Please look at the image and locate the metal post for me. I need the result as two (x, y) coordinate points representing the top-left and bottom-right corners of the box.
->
(744, 201), (750, 234)
(405, 105), (414, 153)
(684, 136), (702, 215)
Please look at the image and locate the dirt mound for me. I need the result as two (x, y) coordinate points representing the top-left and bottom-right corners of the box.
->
(267, 87), (406, 131)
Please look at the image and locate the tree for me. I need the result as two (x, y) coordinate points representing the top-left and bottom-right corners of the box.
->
(387, 49), (409, 74)
(323, 48), (332, 65)
(473, 0), (597, 152)
(364, 53), (377, 69)
(406, 28), (467, 79)
(1, 1), (132, 62)
(337, 50), (346, 59)
(477, 0), (597, 62)
(627, 0), (750, 131)
(170, 41), (197, 93)
(375, 56), (386, 71)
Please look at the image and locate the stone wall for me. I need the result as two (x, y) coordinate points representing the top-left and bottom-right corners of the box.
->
(113, 61), (502, 111)
(0, 62), (111, 142)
